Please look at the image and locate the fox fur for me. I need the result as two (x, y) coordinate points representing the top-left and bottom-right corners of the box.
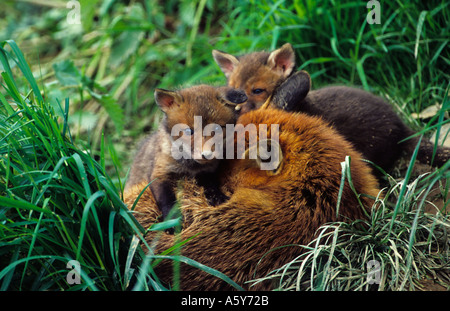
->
(124, 106), (380, 290)
(212, 43), (450, 173)
(124, 85), (247, 220)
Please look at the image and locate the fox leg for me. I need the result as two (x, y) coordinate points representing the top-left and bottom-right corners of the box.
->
(196, 173), (229, 206)
(149, 179), (177, 220)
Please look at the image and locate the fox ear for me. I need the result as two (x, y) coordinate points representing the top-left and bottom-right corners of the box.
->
(212, 50), (240, 79)
(154, 89), (182, 112)
(267, 43), (295, 78)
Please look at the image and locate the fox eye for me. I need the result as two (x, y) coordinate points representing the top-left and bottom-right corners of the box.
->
(183, 128), (193, 136)
(252, 88), (265, 95)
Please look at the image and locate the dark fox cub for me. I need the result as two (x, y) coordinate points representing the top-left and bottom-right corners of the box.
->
(124, 85), (247, 220)
(213, 44), (450, 173)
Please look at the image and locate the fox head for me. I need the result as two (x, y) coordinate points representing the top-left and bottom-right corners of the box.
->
(154, 85), (247, 171)
(213, 43), (307, 114)
(227, 107), (380, 213)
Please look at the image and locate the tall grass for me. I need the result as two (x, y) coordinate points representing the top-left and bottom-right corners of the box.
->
(0, 40), (242, 291)
(251, 170), (450, 291)
(0, 40), (144, 290)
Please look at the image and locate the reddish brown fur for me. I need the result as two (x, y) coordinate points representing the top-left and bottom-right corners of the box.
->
(124, 85), (245, 219)
(125, 85), (240, 190)
(228, 52), (281, 112)
(214, 44), (450, 171)
(213, 44), (295, 114)
(125, 107), (380, 291)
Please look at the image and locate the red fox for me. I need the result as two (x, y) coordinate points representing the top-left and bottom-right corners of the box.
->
(212, 44), (450, 173)
(125, 94), (380, 290)
(124, 85), (247, 220)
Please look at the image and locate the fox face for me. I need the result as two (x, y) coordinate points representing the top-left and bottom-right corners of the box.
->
(228, 109), (377, 195)
(155, 85), (247, 172)
(213, 43), (296, 114)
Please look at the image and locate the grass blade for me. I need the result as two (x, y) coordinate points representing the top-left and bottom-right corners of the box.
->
(414, 11), (428, 59)
(0, 40), (44, 103)
(151, 255), (245, 291)
(76, 190), (105, 261)
(385, 136), (422, 240)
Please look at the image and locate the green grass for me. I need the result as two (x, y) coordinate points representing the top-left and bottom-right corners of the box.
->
(0, 0), (449, 291)
(0, 39), (147, 290)
(251, 171), (450, 291)
(0, 40), (242, 291)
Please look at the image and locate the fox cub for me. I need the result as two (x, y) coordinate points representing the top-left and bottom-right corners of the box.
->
(124, 85), (247, 220)
(213, 44), (450, 173)
(125, 106), (380, 290)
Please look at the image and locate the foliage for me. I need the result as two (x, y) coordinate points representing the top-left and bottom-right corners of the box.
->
(252, 171), (450, 291)
(0, 40), (242, 291)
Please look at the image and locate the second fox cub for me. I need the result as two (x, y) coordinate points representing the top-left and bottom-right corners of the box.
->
(213, 44), (450, 173)
(124, 85), (247, 220)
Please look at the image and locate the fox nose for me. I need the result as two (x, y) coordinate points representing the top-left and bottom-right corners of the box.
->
(226, 89), (247, 104)
(201, 150), (214, 160)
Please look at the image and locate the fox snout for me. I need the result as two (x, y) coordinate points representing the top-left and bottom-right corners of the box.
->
(225, 89), (247, 104)
(194, 149), (217, 164)
(191, 136), (221, 164)
(201, 150), (214, 160)
(239, 101), (258, 114)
